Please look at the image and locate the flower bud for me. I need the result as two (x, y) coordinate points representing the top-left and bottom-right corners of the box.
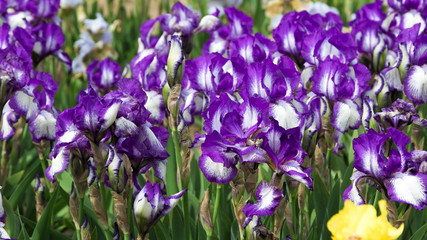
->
(167, 34), (184, 87)
(133, 182), (186, 238)
(35, 174), (45, 220)
(69, 184), (80, 229)
(106, 146), (127, 194)
(81, 215), (91, 240)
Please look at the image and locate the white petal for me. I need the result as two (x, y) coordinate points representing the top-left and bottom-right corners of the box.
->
(271, 100), (301, 130)
(102, 102), (121, 129)
(47, 147), (69, 180)
(0, 102), (17, 139)
(385, 172), (427, 209)
(332, 100), (361, 132)
(404, 65), (427, 103)
(134, 194), (153, 219)
(31, 110), (56, 140)
(144, 90), (164, 121)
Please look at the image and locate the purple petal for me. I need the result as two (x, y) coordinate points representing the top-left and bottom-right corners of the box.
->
(224, 8), (253, 39)
(161, 2), (200, 36)
(55, 109), (82, 147)
(353, 129), (389, 177)
(279, 160), (313, 190)
(53, 50), (72, 72)
(32, 23), (64, 57)
(131, 50), (167, 91)
(388, 0), (426, 12)
(87, 58), (121, 91)
(163, 188), (187, 216)
(273, 12), (301, 56)
(242, 181), (282, 217)
(0, 24), (10, 49)
(117, 125), (169, 168)
(139, 19), (158, 48)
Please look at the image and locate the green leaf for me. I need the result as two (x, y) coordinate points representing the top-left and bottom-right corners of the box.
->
(57, 171), (74, 194)
(20, 215), (71, 240)
(312, 171), (330, 239)
(9, 160), (40, 208)
(408, 222), (427, 240)
(153, 219), (170, 240)
(171, 205), (185, 239)
(17, 212), (30, 240)
(3, 198), (21, 237)
(5, 170), (25, 190)
(31, 186), (59, 240)
(165, 132), (178, 195)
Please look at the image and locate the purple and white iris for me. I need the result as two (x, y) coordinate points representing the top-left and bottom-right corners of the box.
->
(87, 58), (122, 93)
(344, 128), (427, 210)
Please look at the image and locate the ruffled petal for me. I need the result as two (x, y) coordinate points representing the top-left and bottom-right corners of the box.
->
(403, 64), (427, 105)
(242, 181), (282, 217)
(384, 172), (427, 210)
(331, 100), (362, 133)
(46, 147), (70, 181)
(198, 154), (237, 184)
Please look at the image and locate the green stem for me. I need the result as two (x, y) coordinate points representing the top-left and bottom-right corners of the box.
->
(76, 196), (84, 240)
(104, 227), (113, 240)
(124, 233), (131, 240)
(76, 229), (82, 240)
(171, 127), (183, 190)
(0, 140), (7, 185)
(212, 184), (222, 238)
(183, 193), (191, 240)
(99, 182), (113, 240)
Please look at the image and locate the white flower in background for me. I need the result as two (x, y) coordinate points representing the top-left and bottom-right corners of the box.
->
(72, 13), (113, 73)
(208, 0), (243, 14)
(84, 13), (109, 34)
(60, 0), (83, 9)
(305, 2), (339, 16)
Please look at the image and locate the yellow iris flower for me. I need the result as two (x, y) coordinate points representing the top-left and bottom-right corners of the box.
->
(327, 200), (404, 240)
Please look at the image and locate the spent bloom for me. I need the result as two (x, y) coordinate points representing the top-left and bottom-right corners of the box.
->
(327, 200), (404, 240)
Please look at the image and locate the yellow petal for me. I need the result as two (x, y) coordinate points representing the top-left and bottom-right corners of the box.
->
(327, 200), (404, 240)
